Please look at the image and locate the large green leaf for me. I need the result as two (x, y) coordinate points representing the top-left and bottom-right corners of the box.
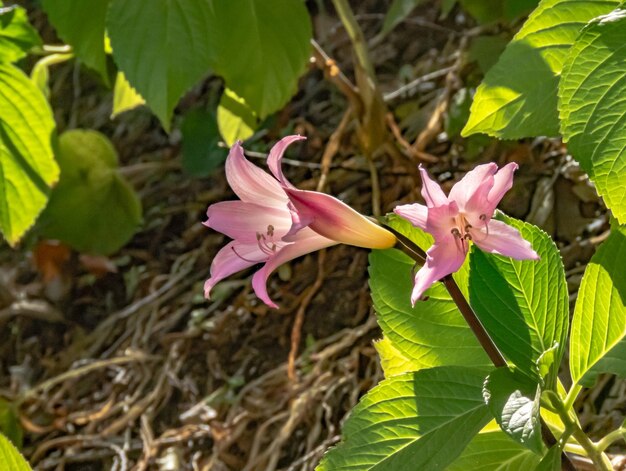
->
(0, 5), (42, 63)
(207, 0), (312, 118)
(462, 0), (620, 139)
(446, 429), (540, 470)
(317, 367), (492, 471)
(107, 0), (213, 129)
(374, 336), (420, 377)
(181, 108), (227, 177)
(569, 224), (626, 385)
(468, 214), (568, 384)
(37, 130), (141, 255)
(41, 0), (110, 82)
(0, 63), (58, 246)
(559, 9), (626, 224)
(0, 433), (31, 470)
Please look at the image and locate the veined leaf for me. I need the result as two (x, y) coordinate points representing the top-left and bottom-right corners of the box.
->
(0, 4), (42, 63)
(559, 9), (626, 224)
(317, 367), (492, 471)
(374, 335), (420, 377)
(0, 433), (31, 470)
(462, 0), (620, 139)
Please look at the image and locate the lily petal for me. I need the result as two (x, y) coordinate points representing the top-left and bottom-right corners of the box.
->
(267, 135), (306, 187)
(469, 219), (540, 260)
(486, 162), (518, 214)
(204, 241), (266, 299)
(419, 166), (448, 208)
(394, 203), (428, 231)
(449, 163), (497, 219)
(284, 187), (396, 249)
(225, 141), (287, 207)
(411, 237), (465, 306)
(425, 201), (460, 241)
(251, 228), (337, 308)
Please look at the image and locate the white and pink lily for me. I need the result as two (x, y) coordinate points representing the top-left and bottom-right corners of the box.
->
(394, 163), (539, 306)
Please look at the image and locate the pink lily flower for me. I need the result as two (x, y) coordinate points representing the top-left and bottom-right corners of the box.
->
(204, 141), (337, 308)
(394, 163), (540, 306)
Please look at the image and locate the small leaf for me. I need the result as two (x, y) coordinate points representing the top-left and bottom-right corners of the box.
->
(0, 63), (59, 245)
(0, 399), (21, 449)
(559, 9), (626, 224)
(111, 71), (144, 118)
(483, 368), (544, 454)
(217, 89), (258, 146)
(30, 52), (73, 99)
(317, 367), (491, 471)
(380, 0), (425, 37)
(181, 109), (227, 177)
(37, 130), (141, 255)
(535, 446), (561, 471)
(0, 433), (31, 470)
(0, 4), (42, 63)
(41, 0), (110, 82)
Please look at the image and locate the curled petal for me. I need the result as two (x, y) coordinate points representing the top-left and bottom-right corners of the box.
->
(425, 201), (460, 241)
(469, 219), (540, 261)
(251, 228), (337, 308)
(266, 135), (306, 187)
(394, 203), (428, 231)
(284, 188), (396, 249)
(419, 166), (448, 208)
(225, 141), (287, 207)
(411, 238), (465, 306)
(449, 163), (497, 220)
(486, 162), (518, 215)
(204, 241), (266, 299)
(205, 201), (291, 242)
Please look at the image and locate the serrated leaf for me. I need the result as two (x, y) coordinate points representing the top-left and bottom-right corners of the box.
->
(107, 0), (213, 129)
(111, 71), (144, 119)
(569, 224), (626, 385)
(181, 109), (227, 177)
(37, 130), (141, 255)
(559, 9), (626, 224)
(462, 0), (620, 139)
(446, 430), (540, 470)
(41, 0), (109, 82)
(468, 214), (568, 384)
(380, 0), (425, 37)
(0, 433), (31, 470)
(208, 0), (312, 118)
(0, 63), (58, 245)
(317, 367), (492, 471)
(0, 5), (42, 63)
(374, 336), (419, 377)
(217, 89), (258, 146)
(483, 368), (544, 454)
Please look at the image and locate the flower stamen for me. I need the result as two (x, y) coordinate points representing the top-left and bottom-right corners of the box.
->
(231, 246), (265, 264)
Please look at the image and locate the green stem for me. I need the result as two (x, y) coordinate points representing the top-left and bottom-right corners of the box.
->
(564, 383), (583, 412)
(596, 427), (626, 453)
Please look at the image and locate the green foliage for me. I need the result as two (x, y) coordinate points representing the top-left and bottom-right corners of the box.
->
(41, 0), (110, 82)
(373, 336), (419, 377)
(469, 214), (568, 384)
(181, 109), (227, 177)
(0, 399), (21, 449)
(483, 368), (543, 454)
(38, 130), (141, 255)
(535, 447), (561, 471)
(0, 433), (31, 470)
(559, 9), (626, 224)
(0, 5), (42, 63)
(569, 224), (626, 385)
(0, 63), (58, 246)
(379, 0), (425, 37)
(317, 367), (492, 471)
(111, 71), (144, 118)
(217, 89), (258, 146)
(463, 0), (620, 139)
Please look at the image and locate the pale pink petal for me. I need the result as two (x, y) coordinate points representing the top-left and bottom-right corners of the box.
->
(225, 141), (287, 207)
(419, 166), (448, 208)
(393, 203), (428, 231)
(411, 238), (466, 306)
(267, 135), (306, 187)
(251, 228), (337, 308)
(284, 188), (396, 249)
(485, 162), (518, 215)
(282, 200), (314, 241)
(204, 241), (266, 299)
(449, 163), (497, 219)
(469, 219), (540, 260)
(425, 201), (459, 241)
(205, 201), (292, 242)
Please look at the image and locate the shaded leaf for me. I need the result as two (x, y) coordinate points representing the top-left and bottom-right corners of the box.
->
(181, 109), (227, 177)
(380, 0), (425, 37)
(0, 398), (21, 449)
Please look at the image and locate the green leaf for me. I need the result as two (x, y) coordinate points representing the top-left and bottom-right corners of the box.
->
(207, 0), (312, 119)
(30, 52), (73, 99)
(0, 433), (31, 470)
(0, 5), (42, 63)
(181, 109), (227, 177)
(380, 0), (425, 37)
(41, 0), (110, 82)
(483, 368), (543, 454)
(107, 0), (213, 129)
(111, 71), (144, 119)
(462, 0), (620, 139)
(0, 63), (59, 246)
(559, 9), (626, 225)
(37, 130), (141, 255)
(217, 89), (258, 146)
(569, 225), (626, 385)
(317, 367), (492, 471)
(534, 446), (561, 471)
(468, 214), (568, 384)
(446, 430), (540, 470)
(374, 335), (420, 377)
(0, 399), (21, 449)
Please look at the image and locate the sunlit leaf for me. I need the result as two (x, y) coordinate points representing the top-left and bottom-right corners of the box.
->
(0, 4), (42, 63)
(0, 433), (31, 470)
(217, 89), (258, 146)
(111, 71), (144, 118)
